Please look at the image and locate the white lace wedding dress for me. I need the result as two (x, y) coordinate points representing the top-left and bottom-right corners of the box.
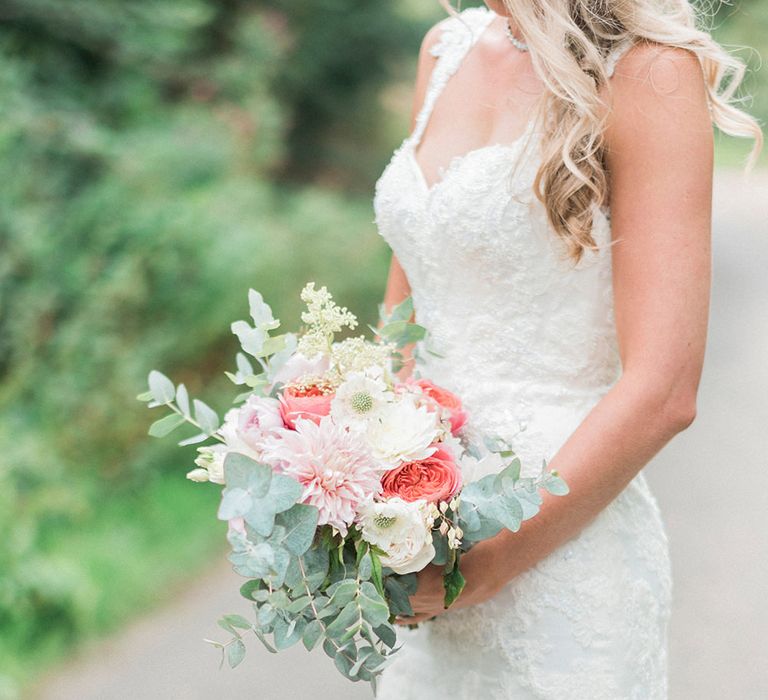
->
(372, 7), (672, 699)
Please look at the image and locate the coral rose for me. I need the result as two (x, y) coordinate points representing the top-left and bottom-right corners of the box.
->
(381, 446), (462, 503)
(407, 378), (468, 434)
(278, 383), (333, 429)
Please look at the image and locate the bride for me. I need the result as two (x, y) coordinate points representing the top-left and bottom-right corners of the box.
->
(372, 0), (761, 698)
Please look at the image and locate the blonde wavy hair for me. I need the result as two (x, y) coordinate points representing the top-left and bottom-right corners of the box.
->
(439, 0), (763, 263)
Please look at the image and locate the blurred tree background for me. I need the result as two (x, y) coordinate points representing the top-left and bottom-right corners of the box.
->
(0, 0), (762, 696)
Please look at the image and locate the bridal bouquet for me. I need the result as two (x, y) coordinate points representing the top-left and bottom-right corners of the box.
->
(138, 283), (568, 689)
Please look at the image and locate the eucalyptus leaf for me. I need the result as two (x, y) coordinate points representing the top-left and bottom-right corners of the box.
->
(226, 639), (246, 668)
(273, 615), (303, 650)
(177, 432), (209, 446)
(273, 504), (319, 556)
(231, 320), (267, 357)
(358, 552), (373, 581)
(359, 582), (389, 627)
(148, 413), (186, 438)
(175, 383), (190, 416)
(193, 399), (219, 436)
(302, 619), (324, 651)
(325, 600), (361, 641)
(431, 530), (449, 566)
(544, 473), (570, 496)
(300, 547), (330, 593)
(148, 370), (175, 403)
(389, 296), (414, 322)
(222, 614), (252, 630)
(373, 623), (397, 649)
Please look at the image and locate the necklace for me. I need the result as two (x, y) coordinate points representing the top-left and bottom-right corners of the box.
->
(504, 19), (529, 52)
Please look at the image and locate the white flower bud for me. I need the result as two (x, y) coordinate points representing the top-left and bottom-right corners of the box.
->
(439, 501), (449, 514)
(186, 468), (210, 483)
(439, 521), (450, 536)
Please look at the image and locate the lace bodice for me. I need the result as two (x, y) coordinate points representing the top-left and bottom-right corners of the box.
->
(374, 6), (630, 476)
(373, 8), (671, 699)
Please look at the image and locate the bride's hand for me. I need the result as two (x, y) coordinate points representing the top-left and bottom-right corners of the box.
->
(395, 539), (505, 625)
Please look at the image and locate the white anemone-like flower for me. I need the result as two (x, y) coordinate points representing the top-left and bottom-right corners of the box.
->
(357, 498), (436, 575)
(330, 368), (393, 428)
(365, 397), (441, 470)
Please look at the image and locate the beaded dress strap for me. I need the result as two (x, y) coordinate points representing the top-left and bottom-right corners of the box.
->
(409, 8), (496, 147)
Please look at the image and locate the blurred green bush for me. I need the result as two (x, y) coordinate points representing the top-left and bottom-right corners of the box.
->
(0, 0), (422, 691)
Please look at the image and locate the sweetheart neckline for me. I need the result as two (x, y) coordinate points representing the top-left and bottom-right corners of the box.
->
(402, 119), (538, 195)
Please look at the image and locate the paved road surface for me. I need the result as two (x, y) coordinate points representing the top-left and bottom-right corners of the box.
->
(32, 170), (768, 700)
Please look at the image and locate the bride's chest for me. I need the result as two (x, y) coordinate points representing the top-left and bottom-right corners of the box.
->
(374, 137), (563, 269)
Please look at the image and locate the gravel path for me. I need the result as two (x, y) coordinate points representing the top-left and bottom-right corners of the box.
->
(32, 169), (768, 700)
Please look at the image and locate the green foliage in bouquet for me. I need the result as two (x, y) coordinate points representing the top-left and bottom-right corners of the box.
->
(140, 286), (569, 688)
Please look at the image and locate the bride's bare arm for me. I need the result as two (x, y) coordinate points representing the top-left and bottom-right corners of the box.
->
(403, 44), (714, 619)
(379, 24), (445, 378)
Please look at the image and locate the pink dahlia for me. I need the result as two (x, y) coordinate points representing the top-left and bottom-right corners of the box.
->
(260, 416), (382, 536)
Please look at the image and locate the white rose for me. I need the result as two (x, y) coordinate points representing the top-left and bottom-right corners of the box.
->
(358, 498), (436, 575)
(365, 397), (441, 470)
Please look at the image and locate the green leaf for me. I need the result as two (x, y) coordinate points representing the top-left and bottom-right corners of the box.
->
(226, 639), (246, 668)
(369, 549), (385, 598)
(194, 399), (220, 436)
(273, 615), (304, 650)
(274, 504), (319, 556)
(239, 580), (264, 602)
(175, 383), (191, 416)
(300, 547), (330, 593)
(178, 432), (208, 447)
(384, 577), (413, 617)
(325, 600), (361, 640)
(328, 580), (358, 609)
(224, 453), (269, 492)
(148, 413), (186, 438)
(358, 552), (373, 581)
(544, 473), (570, 496)
(257, 604), (276, 627)
(260, 335), (287, 357)
(359, 582), (390, 627)
(431, 530), (449, 566)
(443, 565), (466, 608)
(390, 296), (414, 322)
(302, 619), (324, 651)
(218, 488), (253, 520)
(373, 623), (397, 649)
(222, 614), (252, 630)
(136, 390), (153, 402)
(148, 370), (175, 403)
(245, 474), (303, 537)
(286, 596), (312, 614)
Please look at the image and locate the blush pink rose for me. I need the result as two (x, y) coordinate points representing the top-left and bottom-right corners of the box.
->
(406, 378), (468, 434)
(278, 384), (333, 430)
(381, 446), (463, 503)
